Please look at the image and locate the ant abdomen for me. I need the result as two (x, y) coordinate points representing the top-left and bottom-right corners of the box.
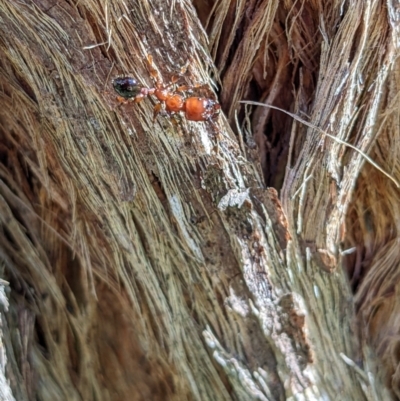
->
(112, 77), (142, 99)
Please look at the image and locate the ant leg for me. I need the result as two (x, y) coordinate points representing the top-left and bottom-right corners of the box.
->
(147, 54), (163, 86)
(174, 82), (205, 94)
(133, 94), (146, 103)
(115, 93), (146, 105)
(116, 95), (129, 104)
(170, 61), (189, 84)
(176, 84), (191, 93)
(153, 102), (163, 120)
(176, 83), (209, 95)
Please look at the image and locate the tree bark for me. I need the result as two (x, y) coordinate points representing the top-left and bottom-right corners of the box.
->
(0, 0), (398, 400)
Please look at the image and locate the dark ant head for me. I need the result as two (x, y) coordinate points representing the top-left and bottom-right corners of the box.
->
(203, 99), (221, 121)
(210, 101), (221, 120)
(112, 77), (141, 99)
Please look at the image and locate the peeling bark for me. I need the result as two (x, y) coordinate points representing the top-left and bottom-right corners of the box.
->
(0, 0), (398, 400)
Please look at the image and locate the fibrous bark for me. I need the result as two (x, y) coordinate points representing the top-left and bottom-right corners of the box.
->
(0, 0), (398, 400)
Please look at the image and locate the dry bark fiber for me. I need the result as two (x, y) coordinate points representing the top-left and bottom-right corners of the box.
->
(0, 0), (399, 400)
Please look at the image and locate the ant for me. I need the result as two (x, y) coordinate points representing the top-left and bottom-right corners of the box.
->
(112, 56), (221, 122)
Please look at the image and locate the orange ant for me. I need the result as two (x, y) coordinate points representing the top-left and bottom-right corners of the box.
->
(112, 56), (221, 122)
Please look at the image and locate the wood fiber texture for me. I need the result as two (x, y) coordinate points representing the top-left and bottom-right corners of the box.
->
(0, 0), (398, 400)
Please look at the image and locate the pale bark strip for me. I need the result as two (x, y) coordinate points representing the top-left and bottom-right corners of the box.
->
(0, 0), (394, 400)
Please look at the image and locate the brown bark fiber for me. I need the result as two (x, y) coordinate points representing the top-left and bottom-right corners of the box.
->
(0, 0), (399, 400)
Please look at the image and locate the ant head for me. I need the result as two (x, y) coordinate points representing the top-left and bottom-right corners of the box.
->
(212, 102), (221, 117)
(205, 100), (221, 121)
(112, 77), (142, 99)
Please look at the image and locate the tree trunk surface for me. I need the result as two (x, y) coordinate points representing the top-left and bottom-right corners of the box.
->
(0, 0), (398, 400)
